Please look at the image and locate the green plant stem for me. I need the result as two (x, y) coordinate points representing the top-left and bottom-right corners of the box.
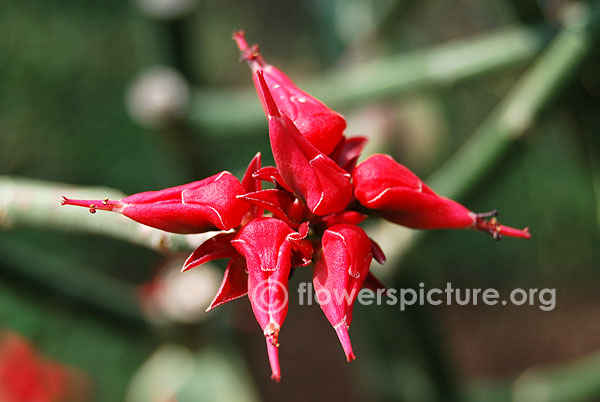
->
(0, 176), (199, 253)
(371, 3), (600, 279)
(188, 25), (549, 134)
(464, 348), (600, 402)
(0, 233), (144, 323)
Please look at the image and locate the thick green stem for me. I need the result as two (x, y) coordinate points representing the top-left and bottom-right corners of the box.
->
(464, 348), (600, 402)
(0, 234), (144, 323)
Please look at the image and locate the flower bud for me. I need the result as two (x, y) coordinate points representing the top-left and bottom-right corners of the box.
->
(313, 224), (373, 361)
(62, 171), (250, 234)
(256, 70), (353, 216)
(231, 218), (296, 382)
(353, 154), (530, 239)
(234, 31), (346, 155)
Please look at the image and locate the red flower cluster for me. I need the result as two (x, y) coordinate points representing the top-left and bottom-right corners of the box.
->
(63, 31), (530, 381)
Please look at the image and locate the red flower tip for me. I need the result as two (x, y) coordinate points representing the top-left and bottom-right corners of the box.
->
(353, 154), (531, 238)
(474, 211), (531, 240)
(265, 323), (282, 382)
(62, 172), (250, 234)
(256, 70), (281, 119)
(313, 224), (372, 359)
(334, 323), (356, 362)
(236, 31), (346, 155)
(256, 71), (353, 216)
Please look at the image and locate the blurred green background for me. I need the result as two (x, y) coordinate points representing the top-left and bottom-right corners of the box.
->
(1, 0), (600, 401)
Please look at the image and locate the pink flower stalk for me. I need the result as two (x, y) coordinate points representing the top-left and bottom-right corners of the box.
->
(62, 32), (532, 381)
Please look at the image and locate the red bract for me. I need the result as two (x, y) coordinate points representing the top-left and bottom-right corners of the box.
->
(234, 30), (346, 155)
(62, 171), (250, 233)
(231, 217), (297, 382)
(256, 70), (353, 216)
(313, 224), (373, 361)
(353, 154), (531, 239)
(62, 31), (532, 382)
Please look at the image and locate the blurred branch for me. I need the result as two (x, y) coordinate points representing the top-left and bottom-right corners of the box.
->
(370, 3), (600, 278)
(188, 25), (549, 133)
(464, 348), (600, 402)
(0, 233), (144, 323)
(0, 176), (202, 253)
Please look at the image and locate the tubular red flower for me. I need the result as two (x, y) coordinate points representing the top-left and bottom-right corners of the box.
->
(231, 217), (297, 382)
(256, 70), (353, 216)
(61, 171), (250, 234)
(313, 224), (373, 361)
(60, 31), (533, 383)
(234, 31), (346, 155)
(353, 154), (531, 239)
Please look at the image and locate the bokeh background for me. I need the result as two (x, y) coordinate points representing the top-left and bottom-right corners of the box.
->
(1, 0), (600, 401)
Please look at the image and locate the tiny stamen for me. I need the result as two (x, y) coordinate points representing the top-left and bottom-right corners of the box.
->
(233, 31), (266, 67)
(475, 213), (530, 240)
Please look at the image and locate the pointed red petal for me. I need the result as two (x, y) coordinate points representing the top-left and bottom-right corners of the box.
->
(241, 153), (263, 221)
(182, 232), (237, 272)
(237, 189), (298, 227)
(206, 256), (248, 311)
(252, 166), (294, 193)
(334, 323), (356, 362)
(329, 136), (368, 173)
(370, 238), (386, 265)
(242, 152), (262, 193)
